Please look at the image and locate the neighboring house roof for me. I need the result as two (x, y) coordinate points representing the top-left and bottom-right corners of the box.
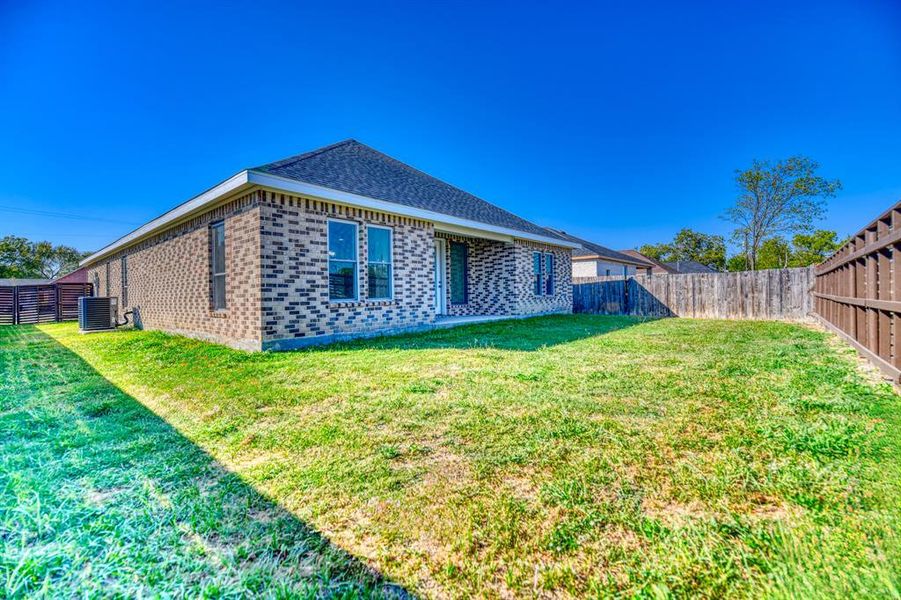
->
(82, 140), (577, 267)
(55, 267), (88, 284)
(620, 250), (672, 272)
(547, 230), (652, 267)
(0, 278), (53, 286)
(663, 260), (717, 274)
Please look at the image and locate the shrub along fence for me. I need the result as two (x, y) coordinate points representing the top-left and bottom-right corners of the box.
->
(573, 267), (814, 320)
(813, 200), (901, 381)
(0, 282), (93, 325)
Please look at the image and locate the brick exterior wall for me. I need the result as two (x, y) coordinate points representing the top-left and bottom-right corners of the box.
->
(259, 191), (435, 348)
(435, 233), (516, 316)
(85, 188), (572, 351)
(512, 241), (573, 315)
(87, 192), (264, 350)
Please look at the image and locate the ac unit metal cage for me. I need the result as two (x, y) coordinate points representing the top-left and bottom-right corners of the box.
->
(78, 296), (118, 332)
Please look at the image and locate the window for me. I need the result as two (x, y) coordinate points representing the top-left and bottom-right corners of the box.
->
(545, 253), (555, 295)
(450, 241), (468, 304)
(121, 256), (129, 306)
(329, 220), (358, 301)
(534, 251), (556, 296)
(367, 226), (393, 300)
(211, 221), (226, 310)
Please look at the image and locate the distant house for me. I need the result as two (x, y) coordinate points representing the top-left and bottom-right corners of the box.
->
(619, 250), (717, 274)
(55, 267), (88, 284)
(80, 140), (578, 350)
(662, 259), (717, 274)
(549, 231), (654, 277)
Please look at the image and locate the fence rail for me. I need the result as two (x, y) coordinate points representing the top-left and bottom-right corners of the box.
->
(813, 201), (901, 381)
(0, 283), (93, 325)
(573, 268), (814, 320)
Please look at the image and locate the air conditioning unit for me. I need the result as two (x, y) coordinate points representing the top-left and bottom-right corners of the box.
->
(79, 296), (118, 332)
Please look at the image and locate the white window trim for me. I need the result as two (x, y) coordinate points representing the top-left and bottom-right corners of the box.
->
(533, 251), (543, 296)
(211, 221), (227, 311)
(366, 224), (394, 301)
(327, 218), (359, 303)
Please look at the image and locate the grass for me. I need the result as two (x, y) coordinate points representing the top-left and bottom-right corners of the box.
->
(1, 315), (900, 598)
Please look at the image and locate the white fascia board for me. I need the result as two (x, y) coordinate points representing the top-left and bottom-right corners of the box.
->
(247, 170), (580, 249)
(80, 171), (253, 266)
(573, 254), (649, 267)
(80, 168), (578, 267)
(433, 222), (513, 243)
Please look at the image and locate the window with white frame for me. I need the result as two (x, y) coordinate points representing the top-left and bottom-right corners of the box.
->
(328, 220), (358, 301)
(533, 251), (556, 296)
(210, 221), (226, 310)
(533, 252), (543, 295)
(367, 225), (393, 299)
(121, 255), (129, 307)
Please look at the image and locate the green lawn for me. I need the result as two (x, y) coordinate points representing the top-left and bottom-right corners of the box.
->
(1, 316), (900, 598)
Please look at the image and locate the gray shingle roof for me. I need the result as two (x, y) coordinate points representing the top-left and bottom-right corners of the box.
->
(663, 260), (717, 273)
(252, 140), (565, 241)
(546, 230), (651, 266)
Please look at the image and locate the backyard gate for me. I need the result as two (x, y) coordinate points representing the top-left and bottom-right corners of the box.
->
(0, 283), (93, 325)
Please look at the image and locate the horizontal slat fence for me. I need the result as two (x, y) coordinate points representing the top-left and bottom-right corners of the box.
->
(0, 283), (93, 325)
(814, 201), (901, 381)
(574, 267), (814, 320)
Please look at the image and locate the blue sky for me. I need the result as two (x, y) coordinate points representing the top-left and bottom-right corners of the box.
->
(1, 0), (900, 254)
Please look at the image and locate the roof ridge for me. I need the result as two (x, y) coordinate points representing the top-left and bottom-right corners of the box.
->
(350, 142), (567, 241)
(251, 139), (568, 243)
(251, 139), (357, 172)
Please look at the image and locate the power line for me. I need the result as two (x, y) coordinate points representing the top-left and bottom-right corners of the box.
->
(0, 205), (140, 226)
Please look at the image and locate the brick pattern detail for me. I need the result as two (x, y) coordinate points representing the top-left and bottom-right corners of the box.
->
(87, 192), (263, 350)
(259, 192), (435, 343)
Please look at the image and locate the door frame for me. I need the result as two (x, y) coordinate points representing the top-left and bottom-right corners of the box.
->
(434, 238), (447, 315)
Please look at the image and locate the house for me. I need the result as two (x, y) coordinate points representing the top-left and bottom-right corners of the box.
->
(80, 140), (578, 350)
(620, 250), (672, 274)
(662, 259), (717, 274)
(548, 230), (654, 277)
(619, 250), (717, 274)
(55, 267), (88, 284)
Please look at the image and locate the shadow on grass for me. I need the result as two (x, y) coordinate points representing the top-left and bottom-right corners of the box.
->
(0, 326), (412, 597)
(326, 313), (653, 352)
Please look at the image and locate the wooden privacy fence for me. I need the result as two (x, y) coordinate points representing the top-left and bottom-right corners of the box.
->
(573, 268), (814, 320)
(0, 283), (93, 325)
(813, 200), (901, 381)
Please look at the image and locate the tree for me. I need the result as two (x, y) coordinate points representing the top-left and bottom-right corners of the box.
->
(0, 236), (38, 278)
(0, 235), (86, 279)
(639, 229), (726, 270)
(756, 237), (793, 270)
(726, 254), (748, 272)
(791, 229), (843, 267)
(670, 228), (726, 270)
(725, 156), (841, 270)
(637, 242), (671, 262)
(32, 241), (84, 278)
